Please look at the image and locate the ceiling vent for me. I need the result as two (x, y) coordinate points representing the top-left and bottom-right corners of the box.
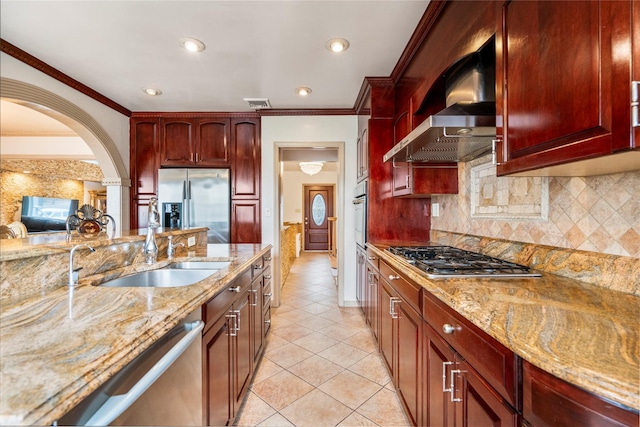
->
(243, 98), (271, 109)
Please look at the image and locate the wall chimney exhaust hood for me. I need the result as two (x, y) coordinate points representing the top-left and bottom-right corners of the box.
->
(384, 42), (496, 164)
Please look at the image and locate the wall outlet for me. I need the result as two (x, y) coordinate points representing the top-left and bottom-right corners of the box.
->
(187, 236), (196, 247)
(431, 202), (440, 217)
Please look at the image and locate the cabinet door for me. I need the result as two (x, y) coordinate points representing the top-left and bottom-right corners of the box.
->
(498, 0), (634, 175)
(203, 313), (233, 426)
(396, 299), (422, 426)
(357, 128), (369, 181)
(231, 200), (261, 243)
(233, 293), (253, 409)
(160, 118), (196, 166)
(365, 261), (379, 341)
(130, 118), (159, 229)
(356, 247), (366, 311)
(424, 323), (456, 427)
(196, 118), (231, 166)
(251, 277), (264, 363)
(231, 118), (261, 199)
(455, 358), (518, 427)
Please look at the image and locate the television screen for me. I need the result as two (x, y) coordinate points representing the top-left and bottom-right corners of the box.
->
(21, 196), (79, 233)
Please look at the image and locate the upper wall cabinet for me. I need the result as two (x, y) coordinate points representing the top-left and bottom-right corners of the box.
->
(496, 0), (639, 176)
(231, 117), (261, 199)
(160, 118), (231, 167)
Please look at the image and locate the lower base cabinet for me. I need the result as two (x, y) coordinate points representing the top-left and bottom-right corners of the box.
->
(202, 250), (271, 426)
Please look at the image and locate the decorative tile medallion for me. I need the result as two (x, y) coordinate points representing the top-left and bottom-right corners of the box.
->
(470, 162), (548, 220)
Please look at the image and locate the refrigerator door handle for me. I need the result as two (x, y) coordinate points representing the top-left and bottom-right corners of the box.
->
(188, 181), (192, 200)
(182, 180), (189, 229)
(182, 181), (187, 200)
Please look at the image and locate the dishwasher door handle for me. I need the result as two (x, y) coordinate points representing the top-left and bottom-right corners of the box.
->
(84, 319), (204, 426)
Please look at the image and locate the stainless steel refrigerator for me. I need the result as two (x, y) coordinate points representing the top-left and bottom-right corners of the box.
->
(158, 169), (230, 243)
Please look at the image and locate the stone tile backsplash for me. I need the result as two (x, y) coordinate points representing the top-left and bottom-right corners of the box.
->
(431, 155), (640, 258)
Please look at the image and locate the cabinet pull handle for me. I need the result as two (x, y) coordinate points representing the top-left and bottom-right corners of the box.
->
(632, 81), (640, 127)
(442, 323), (456, 334)
(367, 256), (376, 260)
(450, 369), (466, 403)
(442, 361), (454, 394)
(264, 319), (271, 325)
(405, 174), (410, 189)
(264, 256), (272, 261)
(264, 275), (272, 280)
(229, 286), (241, 293)
(264, 293), (272, 298)
(250, 289), (258, 306)
(226, 312), (238, 336)
(388, 275), (400, 281)
(390, 297), (401, 318)
(492, 139), (503, 166)
(254, 264), (263, 270)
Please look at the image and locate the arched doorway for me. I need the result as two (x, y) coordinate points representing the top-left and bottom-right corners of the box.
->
(1, 78), (130, 233)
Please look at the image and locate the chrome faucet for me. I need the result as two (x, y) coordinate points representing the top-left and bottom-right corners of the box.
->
(69, 244), (95, 286)
(144, 197), (160, 264)
(167, 236), (185, 259)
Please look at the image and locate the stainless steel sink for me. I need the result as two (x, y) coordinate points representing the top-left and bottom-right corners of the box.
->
(167, 261), (231, 270)
(100, 269), (217, 288)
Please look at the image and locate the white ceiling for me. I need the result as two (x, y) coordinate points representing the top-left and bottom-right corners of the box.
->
(0, 1), (429, 112)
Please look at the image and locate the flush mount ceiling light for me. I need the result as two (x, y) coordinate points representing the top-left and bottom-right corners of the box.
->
(295, 87), (312, 96)
(180, 37), (206, 52)
(142, 87), (162, 96)
(325, 38), (350, 53)
(299, 161), (324, 175)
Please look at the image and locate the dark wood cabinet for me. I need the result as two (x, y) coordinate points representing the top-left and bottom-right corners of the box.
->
(231, 117), (260, 199)
(356, 126), (369, 182)
(496, 0), (638, 176)
(523, 361), (639, 427)
(160, 118), (231, 167)
(379, 261), (422, 426)
(130, 117), (159, 229)
(231, 200), (261, 243)
(364, 249), (379, 341)
(202, 251), (271, 426)
(392, 165), (459, 198)
(356, 246), (367, 313)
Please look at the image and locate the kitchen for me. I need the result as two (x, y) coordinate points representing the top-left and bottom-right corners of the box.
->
(1, 1), (639, 426)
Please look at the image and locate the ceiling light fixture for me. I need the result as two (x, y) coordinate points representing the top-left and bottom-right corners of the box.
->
(325, 38), (350, 53)
(142, 87), (162, 96)
(295, 87), (312, 96)
(299, 161), (324, 176)
(181, 37), (206, 52)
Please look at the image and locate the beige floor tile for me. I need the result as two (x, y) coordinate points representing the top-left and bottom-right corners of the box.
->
(251, 370), (314, 411)
(235, 391), (276, 427)
(257, 413), (295, 427)
(292, 331), (339, 354)
(356, 388), (410, 427)
(271, 323), (314, 342)
(263, 333), (290, 351)
(287, 355), (344, 387)
(297, 302), (333, 315)
(318, 370), (383, 410)
(278, 389), (353, 427)
(251, 357), (284, 384)
(318, 342), (370, 368)
(349, 353), (392, 386)
(317, 322), (361, 341)
(296, 315), (337, 332)
(343, 331), (378, 353)
(264, 342), (314, 368)
(337, 411), (380, 427)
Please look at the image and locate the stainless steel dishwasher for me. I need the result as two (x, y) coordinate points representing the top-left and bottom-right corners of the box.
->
(57, 311), (204, 426)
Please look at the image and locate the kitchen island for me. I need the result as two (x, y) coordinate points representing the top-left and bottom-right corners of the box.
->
(366, 241), (639, 422)
(0, 228), (271, 426)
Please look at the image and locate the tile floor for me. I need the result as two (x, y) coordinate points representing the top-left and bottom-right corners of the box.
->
(235, 252), (410, 427)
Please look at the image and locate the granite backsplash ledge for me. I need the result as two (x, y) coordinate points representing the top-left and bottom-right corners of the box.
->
(431, 230), (640, 296)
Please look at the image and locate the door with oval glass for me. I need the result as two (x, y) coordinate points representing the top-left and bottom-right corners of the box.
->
(303, 185), (334, 251)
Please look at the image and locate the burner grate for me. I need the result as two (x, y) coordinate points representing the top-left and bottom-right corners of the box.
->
(387, 245), (540, 278)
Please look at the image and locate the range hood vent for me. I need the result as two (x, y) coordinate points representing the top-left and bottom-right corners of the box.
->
(384, 42), (496, 163)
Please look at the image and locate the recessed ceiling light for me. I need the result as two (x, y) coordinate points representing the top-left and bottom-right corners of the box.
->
(142, 87), (162, 96)
(295, 87), (312, 96)
(181, 37), (206, 52)
(325, 38), (350, 53)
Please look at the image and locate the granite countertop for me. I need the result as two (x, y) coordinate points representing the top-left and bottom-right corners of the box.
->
(367, 244), (640, 412)
(0, 242), (272, 426)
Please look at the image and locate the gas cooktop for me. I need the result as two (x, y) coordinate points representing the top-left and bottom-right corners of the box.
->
(387, 246), (541, 278)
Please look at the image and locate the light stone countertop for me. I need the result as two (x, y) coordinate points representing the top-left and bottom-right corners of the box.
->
(367, 244), (640, 412)
(0, 242), (272, 426)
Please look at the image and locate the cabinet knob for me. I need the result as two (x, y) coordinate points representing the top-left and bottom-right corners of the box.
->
(367, 256), (376, 260)
(442, 323), (456, 334)
(264, 275), (272, 280)
(264, 319), (271, 325)
(229, 286), (241, 293)
(254, 264), (263, 270)
(264, 293), (272, 298)
(388, 275), (400, 281)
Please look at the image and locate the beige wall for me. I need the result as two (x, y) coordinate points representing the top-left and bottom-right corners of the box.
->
(431, 156), (640, 258)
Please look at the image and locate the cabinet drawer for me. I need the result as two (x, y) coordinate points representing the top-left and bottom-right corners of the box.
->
(366, 247), (379, 270)
(380, 260), (421, 313)
(204, 269), (251, 329)
(423, 291), (519, 408)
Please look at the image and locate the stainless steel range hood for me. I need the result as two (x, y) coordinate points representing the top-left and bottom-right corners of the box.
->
(384, 46), (496, 164)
